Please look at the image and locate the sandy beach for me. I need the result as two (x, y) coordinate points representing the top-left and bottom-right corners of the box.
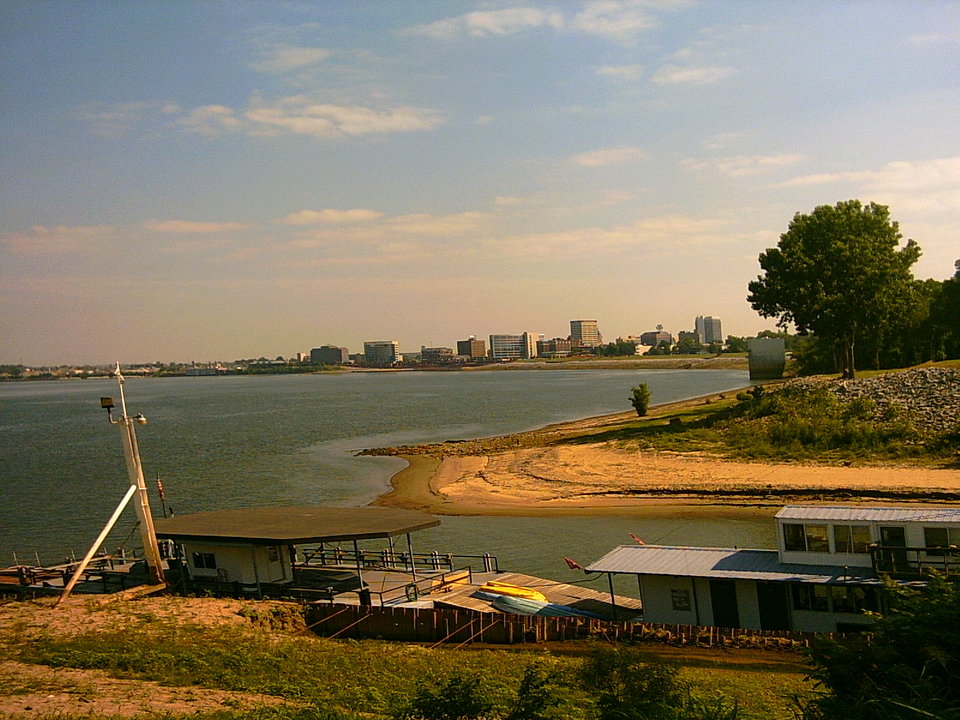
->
(371, 392), (960, 516)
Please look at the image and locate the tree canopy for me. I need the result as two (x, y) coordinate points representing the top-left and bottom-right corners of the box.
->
(747, 200), (921, 378)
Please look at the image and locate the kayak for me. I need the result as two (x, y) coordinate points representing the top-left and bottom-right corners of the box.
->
(489, 593), (606, 619)
(477, 581), (548, 602)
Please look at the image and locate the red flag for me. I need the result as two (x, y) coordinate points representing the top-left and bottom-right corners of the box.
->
(628, 533), (645, 545)
(563, 556), (583, 570)
(156, 475), (166, 501)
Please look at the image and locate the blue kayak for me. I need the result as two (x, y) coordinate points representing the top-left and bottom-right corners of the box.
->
(475, 590), (606, 619)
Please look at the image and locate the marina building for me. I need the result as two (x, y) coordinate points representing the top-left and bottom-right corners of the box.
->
(586, 505), (960, 633)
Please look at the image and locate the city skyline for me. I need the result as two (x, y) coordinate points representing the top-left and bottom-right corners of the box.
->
(3, 2), (958, 365)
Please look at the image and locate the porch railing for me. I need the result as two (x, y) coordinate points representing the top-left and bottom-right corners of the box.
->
(869, 544), (960, 578)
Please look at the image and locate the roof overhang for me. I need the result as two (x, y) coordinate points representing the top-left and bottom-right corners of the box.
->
(586, 544), (882, 585)
(154, 506), (440, 545)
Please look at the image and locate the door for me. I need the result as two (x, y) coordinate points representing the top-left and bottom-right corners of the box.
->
(879, 526), (907, 571)
(709, 579), (740, 628)
(757, 582), (791, 631)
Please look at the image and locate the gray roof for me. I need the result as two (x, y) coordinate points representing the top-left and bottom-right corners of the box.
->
(586, 544), (880, 585)
(776, 505), (960, 524)
(154, 506), (440, 544)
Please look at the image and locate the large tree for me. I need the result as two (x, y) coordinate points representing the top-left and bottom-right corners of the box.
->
(748, 200), (921, 378)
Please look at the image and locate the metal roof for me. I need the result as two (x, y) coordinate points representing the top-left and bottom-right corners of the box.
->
(154, 506), (440, 544)
(585, 544), (880, 585)
(775, 505), (960, 524)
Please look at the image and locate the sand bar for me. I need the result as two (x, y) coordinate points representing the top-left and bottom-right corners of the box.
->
(371, 391), (960, 517)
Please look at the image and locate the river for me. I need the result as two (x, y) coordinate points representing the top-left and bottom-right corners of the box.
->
(0, 368), (775, 578)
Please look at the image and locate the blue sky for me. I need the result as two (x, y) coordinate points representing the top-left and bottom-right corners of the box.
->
(2, 1), (959, 365)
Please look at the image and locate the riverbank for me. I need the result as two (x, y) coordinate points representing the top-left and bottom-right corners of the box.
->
(371, 389), (960, 515)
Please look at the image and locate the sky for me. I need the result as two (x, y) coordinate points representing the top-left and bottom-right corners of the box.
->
(2, 1), (959, 365)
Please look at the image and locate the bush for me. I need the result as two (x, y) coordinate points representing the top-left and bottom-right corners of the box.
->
(630, 384), (652, 417)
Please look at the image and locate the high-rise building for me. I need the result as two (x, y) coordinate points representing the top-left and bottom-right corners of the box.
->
(695, 316), (723, 344)
(363, 340), (400, 366)
(457, 337), (486, 358)
(570, 319), (601, 347)
(311, 345), (350, 365)
(489, 332), (540, 360)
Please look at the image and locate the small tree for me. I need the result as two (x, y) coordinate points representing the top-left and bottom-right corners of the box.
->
(630, 384), (651, 417)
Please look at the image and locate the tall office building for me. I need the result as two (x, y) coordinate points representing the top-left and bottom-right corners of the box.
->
(457, 336), (486, 358)
(694, 316), (722, 344)
(570, 319), (601, 347)
(311, 345), (350, 365)
(363, 340), (400, 366)
(489, 332), (540, 360)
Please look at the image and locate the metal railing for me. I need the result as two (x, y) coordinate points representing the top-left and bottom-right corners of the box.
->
(298, 546), (499, 574)
(869, 544), (960, 577)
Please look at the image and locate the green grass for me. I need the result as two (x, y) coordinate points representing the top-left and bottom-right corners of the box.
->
(8, 615), (810, 720)
(560, 380), (958, 466)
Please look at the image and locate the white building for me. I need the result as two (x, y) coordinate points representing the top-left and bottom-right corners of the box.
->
(586, 505), (960, 633)
(489, 332), (540, 360)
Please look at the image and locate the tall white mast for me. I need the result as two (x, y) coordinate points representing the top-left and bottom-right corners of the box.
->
(56, 364), (165, 605)
(111, 364), (165, 585)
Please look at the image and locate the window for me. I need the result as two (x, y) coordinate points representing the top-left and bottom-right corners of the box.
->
(267, 546), (280, 563)
(671, 589), (691, 611)
(783, 524), (806, 551)
(834, 525), (872, 554)
(805, 525), (829, 552)
(783, 523), (829, 552)
(192, 552), (216, 569)
(792, 584), (829, 612)
(924, 527), (960, 557)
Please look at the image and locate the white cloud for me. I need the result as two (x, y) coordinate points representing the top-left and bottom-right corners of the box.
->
(0, 225), (116, 255)
(244, 98), (445, 139)
(174, 97), (445, 140)
(403, 7), (564, 40)
(572, 146), (646, 167)
(177, 105), (246, 136)
(571, 1), (659, 43)
(276, 209), (384, 226)
(79, 101), (181, 137)
(596, 64), (644, 81)
(684, 154), (803, 177)
(250, 44), (331, 73)
(652, 64), (736, 84)
(144, 220), (249, 233)
(908, 31), (960, 46)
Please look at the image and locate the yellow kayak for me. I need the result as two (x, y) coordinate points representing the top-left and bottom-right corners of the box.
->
(478, 581), (547, 602)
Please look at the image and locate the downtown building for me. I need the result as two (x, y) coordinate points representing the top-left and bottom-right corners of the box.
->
(363, 340), (400, 366)
(695, 316), (723, 345)
(569, 319), (601, 348)
(489, 332), (541, 360)
(310, 345), (350, 365)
